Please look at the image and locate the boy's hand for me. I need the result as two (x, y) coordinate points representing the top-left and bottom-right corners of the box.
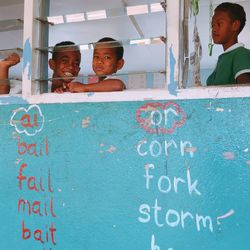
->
(68, 82), (85, 93)
(0, 53), (20, 68)
(53, 87), (65, 93)
(53, 83), (69, 93)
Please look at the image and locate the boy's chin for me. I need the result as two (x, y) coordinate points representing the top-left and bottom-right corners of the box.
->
(213, 41), (221, 44)
(212, 37), (221, 44)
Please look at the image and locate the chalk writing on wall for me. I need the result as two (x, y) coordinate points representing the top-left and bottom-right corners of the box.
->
(10, 105), (57, 249)
(135, 102), (234, 249)
(136, 102), (186, 134)
(4, 100), (246, 249)
(10, 105), (44, 136)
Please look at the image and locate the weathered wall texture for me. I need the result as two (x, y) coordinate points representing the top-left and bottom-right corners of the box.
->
(0, 98), (249, 249)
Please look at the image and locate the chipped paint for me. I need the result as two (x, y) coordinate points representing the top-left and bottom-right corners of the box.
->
(1, 96), (250, 249)
(216, 107), (224, 112)
(107, 145), (116, 153)
(223, 152), (235, 160)
(99, 143), (117, 153)
(206, 102), (212, 110)
(82, 116), (90, 128)
(168, 45), (178, 96)
(23, 38), (32, 80)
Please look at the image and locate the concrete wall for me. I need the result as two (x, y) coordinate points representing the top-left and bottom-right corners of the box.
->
(0, 97), (249, 249)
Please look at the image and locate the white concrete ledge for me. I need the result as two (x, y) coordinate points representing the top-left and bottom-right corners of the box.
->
(24, 84), (250, 104)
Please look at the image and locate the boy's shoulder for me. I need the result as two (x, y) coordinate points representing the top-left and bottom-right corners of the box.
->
(222, 44), (250, 58)
(232, 46), (250, 59)
(240, 47), (250, 54)
(228, 44), (250, 53)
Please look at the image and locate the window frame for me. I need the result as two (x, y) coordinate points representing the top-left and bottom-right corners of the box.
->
(20, 0), (250, 104)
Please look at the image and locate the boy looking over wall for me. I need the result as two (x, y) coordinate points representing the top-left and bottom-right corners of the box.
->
(68, 37), (125, 92)
(207, 2), (250, 85)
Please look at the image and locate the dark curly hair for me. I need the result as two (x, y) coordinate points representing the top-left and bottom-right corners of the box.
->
(95, 37), (124, 60)
(215, 2), (246, 33)
(52, 41), (80, 60)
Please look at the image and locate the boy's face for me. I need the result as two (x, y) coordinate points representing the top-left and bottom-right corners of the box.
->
(212, 10), (240, 47)
(92, 46), (124, 76)
(49, 48), (81, 83)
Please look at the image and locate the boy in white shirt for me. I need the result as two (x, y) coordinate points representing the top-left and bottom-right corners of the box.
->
(68, 37), (125, 92)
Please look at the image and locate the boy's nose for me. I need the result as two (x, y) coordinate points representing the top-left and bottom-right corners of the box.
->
(97, 58), (104, 64)
(68, 62), (75, 68)
(212, 25), (217, 33)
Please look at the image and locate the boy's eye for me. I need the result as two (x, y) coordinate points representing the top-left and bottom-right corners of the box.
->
(104, 55), (111, 60)
(62, 59), (69, 64)
(74, 61), (80, 67)
(216, 21), (224, 27)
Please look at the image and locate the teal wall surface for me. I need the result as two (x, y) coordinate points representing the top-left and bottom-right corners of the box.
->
(0, 98), (249, 250)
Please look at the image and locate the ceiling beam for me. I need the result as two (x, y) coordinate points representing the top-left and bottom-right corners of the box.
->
(121, 0), (144, 38)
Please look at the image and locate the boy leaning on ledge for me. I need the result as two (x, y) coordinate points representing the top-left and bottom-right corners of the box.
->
(67, 37), (126, 93)
(207, 2), (250, 86)
(50, 41), (81, 93)
(0, 41), (81, 94)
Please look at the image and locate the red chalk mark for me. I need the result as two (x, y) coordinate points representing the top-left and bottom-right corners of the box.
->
(136, 101), (186, 134)
(20, 114), (38, 128)
(18, 136), (49, 157)
(17, 163), (27, 190)
(45, 137), (49, 155)
(22, 220), (56, 245)
(18, 196), (56, 217)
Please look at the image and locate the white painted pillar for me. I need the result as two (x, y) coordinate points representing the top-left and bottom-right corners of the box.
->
(166, 0), (182, 94)
(22, 0), (42, 98)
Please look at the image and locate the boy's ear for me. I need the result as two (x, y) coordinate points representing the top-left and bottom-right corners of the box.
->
(48, 59), (55, 70)
(232, 20), (241, 33)
(117, 59), (125, 70)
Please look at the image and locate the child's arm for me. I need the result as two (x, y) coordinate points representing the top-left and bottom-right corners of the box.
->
(68, 79), (125, 93)
(51, 81), (66, 93)
(236, 73), (250, 84)
(0, 53), (20, 94)
(52, 82), (70, 93)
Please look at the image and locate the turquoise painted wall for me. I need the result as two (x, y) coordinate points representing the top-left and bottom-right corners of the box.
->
(0, 98), (249, 250)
